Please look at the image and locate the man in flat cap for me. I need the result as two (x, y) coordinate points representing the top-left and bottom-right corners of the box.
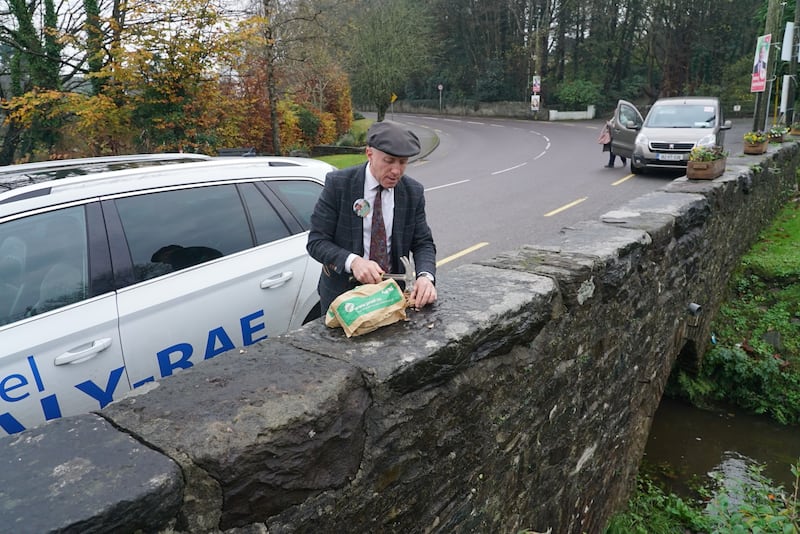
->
(307, 120), (437, 314)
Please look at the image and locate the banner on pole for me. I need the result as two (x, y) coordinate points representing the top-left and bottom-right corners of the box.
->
(751, 34), (771, 93)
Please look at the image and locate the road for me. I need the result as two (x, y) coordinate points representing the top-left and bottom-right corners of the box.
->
(390, 113), (752, 273)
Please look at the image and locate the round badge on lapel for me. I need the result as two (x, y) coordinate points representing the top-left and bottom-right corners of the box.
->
(353, 198), (370, 217)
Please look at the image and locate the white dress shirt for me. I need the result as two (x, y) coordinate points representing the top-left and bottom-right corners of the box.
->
(345, 163), (394, 272)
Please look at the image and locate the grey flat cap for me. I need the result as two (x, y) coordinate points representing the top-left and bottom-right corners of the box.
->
(367, 121), (421, 157)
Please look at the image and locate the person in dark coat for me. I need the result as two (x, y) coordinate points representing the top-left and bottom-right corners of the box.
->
(307, 121), (437, 314)
(599, 119), (627, 168)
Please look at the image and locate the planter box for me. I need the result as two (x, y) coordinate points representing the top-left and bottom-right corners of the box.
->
(790, 128), (800, 136)
(769, 134), (785, 143)
(744, 140), (768, 154)
(687, 157), (726, 180)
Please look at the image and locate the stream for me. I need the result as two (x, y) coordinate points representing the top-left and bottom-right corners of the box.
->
(643, 396), (800, 496)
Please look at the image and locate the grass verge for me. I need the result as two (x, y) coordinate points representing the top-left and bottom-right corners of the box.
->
(315, 117), (371, 169)
(316, 153), (367, 169)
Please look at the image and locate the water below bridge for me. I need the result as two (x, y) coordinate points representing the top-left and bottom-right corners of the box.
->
(643, 396), (800, 496)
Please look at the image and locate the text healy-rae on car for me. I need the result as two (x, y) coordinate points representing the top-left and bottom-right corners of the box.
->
(0, 155), (334, 435)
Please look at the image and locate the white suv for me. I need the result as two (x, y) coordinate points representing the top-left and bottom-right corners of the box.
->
(0, 157), (333, 435)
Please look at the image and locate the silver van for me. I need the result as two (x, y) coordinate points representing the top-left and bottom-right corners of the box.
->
(610, 97), (732, 174)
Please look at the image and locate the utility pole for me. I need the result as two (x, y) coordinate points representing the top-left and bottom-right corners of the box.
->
(754, 0), (784, 131)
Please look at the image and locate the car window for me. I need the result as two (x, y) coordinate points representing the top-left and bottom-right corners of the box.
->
(239, 182), (291, 245)
(619, 104), (640, 127)
(646, 104), (716, 128)
(268, 180), (324, 230)
(115, 184), (253, 283)
(0, 206), (89, 324)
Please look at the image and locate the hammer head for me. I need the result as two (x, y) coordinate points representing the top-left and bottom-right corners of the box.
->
(400, 256), (415, 292)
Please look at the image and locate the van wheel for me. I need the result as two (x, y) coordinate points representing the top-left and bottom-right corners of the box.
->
(631, 163), (644, 174)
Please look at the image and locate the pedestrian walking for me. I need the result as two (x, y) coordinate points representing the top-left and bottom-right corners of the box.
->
(598, 119), (627, 168)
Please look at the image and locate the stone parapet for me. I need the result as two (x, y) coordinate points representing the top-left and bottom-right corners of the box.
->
(2, 144), (798, 533)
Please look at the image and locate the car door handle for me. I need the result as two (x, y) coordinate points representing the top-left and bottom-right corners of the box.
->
(54, 338), (113, 366)
(260, 271), (293, 289)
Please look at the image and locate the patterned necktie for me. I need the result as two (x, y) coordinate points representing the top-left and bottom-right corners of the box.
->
(369, 186), (390, 272)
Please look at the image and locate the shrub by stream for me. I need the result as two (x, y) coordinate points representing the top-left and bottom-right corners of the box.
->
(669, 192), (800, 423)
(606, 461), (799, 533)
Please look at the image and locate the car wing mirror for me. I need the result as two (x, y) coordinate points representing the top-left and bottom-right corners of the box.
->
(721, 120), (732, 130)
(625, 120), (640, 130)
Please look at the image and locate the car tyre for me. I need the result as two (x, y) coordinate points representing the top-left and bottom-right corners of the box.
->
(630, 162), (644, 175)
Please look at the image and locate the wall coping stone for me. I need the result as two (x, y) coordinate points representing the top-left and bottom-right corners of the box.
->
(1, 414), (183, 533)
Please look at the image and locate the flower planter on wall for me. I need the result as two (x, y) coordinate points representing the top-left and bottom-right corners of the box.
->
(744, 141), (768, 155)
(769, 134), (784, 143)
(686, 157), (726, 180)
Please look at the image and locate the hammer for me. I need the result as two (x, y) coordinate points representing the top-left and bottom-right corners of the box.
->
(349, 255), (416, 291)
(380, 256), (415, 292)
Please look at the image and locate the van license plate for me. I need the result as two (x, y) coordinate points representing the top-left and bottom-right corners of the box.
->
(657, 153), (684, 161)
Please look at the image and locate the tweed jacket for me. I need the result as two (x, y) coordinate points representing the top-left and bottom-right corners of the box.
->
(307, 163), (437, 313)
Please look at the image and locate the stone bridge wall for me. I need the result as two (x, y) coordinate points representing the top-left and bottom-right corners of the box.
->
(3, 145), (799, 534)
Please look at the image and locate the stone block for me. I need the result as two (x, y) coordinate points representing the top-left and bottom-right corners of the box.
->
(0, 414), (182, 533)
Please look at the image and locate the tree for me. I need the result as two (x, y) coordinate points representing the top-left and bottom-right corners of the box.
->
(0, 0), (64, 161)
(107, 0), (243, 153)
(345, 0), (434, 120)
(242, 0), (333, 154)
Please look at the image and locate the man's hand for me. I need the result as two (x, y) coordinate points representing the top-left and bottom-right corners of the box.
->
(410, 276), (437, 309)
(351, 256), (384, 284)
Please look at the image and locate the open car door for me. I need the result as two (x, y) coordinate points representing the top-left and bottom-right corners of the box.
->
(610, 99), (644, 159)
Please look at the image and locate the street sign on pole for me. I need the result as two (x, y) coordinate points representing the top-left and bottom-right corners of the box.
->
(437, 84), (443, 113)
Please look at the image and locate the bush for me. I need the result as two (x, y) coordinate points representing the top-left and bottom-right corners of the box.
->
(668, 196), (800, 425)
(296, 105), (321, 145)
(605, 475), (709, 533)
(317, 112), (338, 145)
(553, 80), (602, 111)
(606, 461), (800, 534)
(277, 99), (303, 153)
(681, 347), (800, 425)
(336, 132), (358, 147)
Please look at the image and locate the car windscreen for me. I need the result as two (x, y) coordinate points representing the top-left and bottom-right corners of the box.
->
(644, 104), (716, 128)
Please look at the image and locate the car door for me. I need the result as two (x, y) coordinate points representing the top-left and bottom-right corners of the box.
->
(110, 182), (311, 388)
(610, 99), (644, 158)
(265, 179), (325, 325)
(0, 205), (126, 435)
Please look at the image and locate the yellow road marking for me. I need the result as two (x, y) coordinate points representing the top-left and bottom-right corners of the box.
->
(437, 242), (490, 267)
(544, 197), (587, 217)
(612, 174), (635, 185)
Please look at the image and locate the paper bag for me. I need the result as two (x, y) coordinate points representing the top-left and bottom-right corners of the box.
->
(325, 279), (407, 337)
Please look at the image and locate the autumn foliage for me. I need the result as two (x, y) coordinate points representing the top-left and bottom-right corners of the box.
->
(0, 2), (354, 162)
